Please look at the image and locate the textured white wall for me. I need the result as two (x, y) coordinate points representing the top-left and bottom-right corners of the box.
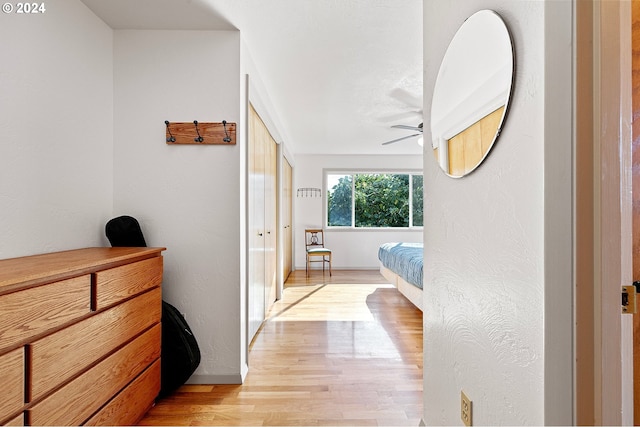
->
(0, 0), (113, 259)
(422, 1), (564, 425)
(294, 154), (423, 270)
(113, 30), (243, 383)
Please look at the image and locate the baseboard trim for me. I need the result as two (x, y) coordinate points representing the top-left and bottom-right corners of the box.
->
(186, 374), (244, 385)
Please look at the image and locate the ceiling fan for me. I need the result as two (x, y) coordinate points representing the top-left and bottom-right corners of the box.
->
(382, 122), (423, 145)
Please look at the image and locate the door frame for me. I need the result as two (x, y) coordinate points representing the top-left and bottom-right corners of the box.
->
(575, 0), (632, 424)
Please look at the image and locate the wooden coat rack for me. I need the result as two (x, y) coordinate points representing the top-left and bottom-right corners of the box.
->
(165, 120), (236, 145)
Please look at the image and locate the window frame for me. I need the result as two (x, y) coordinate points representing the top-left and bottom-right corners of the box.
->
(324, 168), (424, 230)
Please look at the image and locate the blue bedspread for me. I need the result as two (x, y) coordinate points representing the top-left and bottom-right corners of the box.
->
(378, 242), (423, 289)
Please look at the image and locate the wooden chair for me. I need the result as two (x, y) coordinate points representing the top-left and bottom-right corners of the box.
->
(305, 229), (332, 276)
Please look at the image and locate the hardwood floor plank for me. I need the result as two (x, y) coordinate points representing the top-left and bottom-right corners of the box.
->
(139, 270), (423, 426)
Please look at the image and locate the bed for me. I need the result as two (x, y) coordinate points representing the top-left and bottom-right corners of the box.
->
(378, 242), (423, 311)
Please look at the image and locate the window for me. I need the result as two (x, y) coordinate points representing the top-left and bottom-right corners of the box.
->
(326, 172), (423, 228)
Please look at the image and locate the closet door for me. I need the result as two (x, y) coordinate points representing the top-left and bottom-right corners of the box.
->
(248, 103), (278, 343)
(264, 135), (277, 313)
(248, 104), (266, 342)
(283, 158), (293, 280)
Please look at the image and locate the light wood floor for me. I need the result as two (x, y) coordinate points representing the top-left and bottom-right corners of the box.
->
(138, 270), (423, 426)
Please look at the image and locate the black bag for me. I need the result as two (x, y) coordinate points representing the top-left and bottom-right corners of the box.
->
(159, 301), (201, 397)
(105, 215), (147, 247)
(105, 215), (201, 397)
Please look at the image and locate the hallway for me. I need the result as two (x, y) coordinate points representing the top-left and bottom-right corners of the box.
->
(139, 270), (423, 426)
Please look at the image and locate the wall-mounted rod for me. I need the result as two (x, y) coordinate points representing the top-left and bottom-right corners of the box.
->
(165, 121), (237, 145)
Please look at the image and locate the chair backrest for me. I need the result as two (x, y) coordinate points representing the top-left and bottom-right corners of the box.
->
(305, 229), (327, 250)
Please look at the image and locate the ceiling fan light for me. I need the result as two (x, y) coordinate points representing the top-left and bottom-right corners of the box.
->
(417, 136), (424, 147)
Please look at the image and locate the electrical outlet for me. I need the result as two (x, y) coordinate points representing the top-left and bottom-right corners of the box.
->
(461, 391), (472, 426)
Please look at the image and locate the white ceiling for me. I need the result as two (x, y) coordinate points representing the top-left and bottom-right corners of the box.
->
(80, 0), (423, 156)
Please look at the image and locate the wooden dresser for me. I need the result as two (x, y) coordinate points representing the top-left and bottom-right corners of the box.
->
(0, 247), (165, 426)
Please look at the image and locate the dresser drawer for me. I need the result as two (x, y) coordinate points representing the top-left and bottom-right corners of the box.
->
(30, 287), (162, 401)
(28, 324), (161, 426)
(95, 256), (163, 310)
(0, 276), (90, 350)
(0, 348), (23, 422)
(84, 359), (161, 426)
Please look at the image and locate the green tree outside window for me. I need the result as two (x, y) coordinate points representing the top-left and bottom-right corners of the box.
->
(327, 173), (423, 228)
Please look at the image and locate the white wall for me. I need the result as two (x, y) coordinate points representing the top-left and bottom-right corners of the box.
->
(423, 1), (572, 425)
(113, 30), (243, 383)
(0, 0), (113, 259)
(295, 154), (422, 270)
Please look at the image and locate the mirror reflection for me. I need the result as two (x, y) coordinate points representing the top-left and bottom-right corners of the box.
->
(430, 10), (514, 178)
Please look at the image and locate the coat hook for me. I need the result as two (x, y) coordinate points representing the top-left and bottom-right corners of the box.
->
(165, 120), (175, 142)
(193, 120), (204, 143)
(222, 120), (231, 143)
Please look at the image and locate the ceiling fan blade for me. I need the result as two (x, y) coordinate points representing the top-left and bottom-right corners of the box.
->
(382, 133), (421, 145)
(391, 124), (423, 132)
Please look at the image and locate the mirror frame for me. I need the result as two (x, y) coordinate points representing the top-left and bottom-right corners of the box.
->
(430, 10), (514, 178)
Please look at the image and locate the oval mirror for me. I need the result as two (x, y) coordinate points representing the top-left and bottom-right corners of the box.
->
(430, 10), (514, 178)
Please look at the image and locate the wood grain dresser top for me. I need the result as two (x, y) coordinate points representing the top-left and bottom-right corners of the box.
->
(0, 247), (166, 294)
